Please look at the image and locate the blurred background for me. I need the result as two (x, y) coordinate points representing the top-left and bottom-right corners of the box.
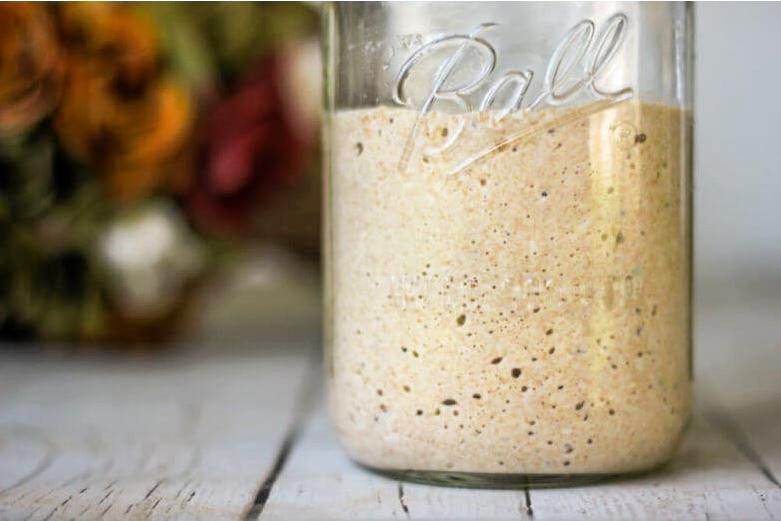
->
(0, 2), (322, 345)
(695, 3), (781, 305)
(0, 2), (778, 349)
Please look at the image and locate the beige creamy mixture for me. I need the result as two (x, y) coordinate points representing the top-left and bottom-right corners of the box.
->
(326, 101), (691, 475)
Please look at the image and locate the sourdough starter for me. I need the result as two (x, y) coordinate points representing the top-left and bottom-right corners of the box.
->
(327, 101), (691, 474)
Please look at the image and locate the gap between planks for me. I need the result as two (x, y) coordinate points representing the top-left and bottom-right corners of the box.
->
(244, 348), (322, 520)
(703, 403), (781, 489)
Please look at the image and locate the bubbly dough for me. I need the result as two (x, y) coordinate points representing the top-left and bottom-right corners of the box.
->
(326, 101), (691, 475)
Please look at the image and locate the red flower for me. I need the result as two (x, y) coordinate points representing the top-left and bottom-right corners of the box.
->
(189, 54), (310, 236)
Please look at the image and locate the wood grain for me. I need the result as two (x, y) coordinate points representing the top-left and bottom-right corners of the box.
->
(696, 299), (781, 482)
(0, 330), (317, 521)
(260, 408), (407, 521)
(529, 414), (781, 520)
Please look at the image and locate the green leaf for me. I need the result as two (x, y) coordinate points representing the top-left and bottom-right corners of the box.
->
(137, 3), (218, 91)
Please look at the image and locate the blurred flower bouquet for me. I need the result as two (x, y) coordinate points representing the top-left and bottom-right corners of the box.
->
(0, 3), (320, 343)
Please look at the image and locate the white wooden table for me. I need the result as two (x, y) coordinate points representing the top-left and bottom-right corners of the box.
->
(1, 294), (779, 521)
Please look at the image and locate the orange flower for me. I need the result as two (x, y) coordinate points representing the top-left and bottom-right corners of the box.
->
(56, 2), (158, 88)
(0, 3), (63, 134)
(55, 64), (192, 202)
(53, 4), (193, 203)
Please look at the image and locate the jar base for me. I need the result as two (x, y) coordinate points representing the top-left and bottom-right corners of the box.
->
(358, 463), (628, 489)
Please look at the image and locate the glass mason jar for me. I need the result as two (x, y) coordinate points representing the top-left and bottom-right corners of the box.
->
(323, 2), (693, 487)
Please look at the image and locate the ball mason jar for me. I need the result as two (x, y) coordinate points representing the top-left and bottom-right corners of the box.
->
(323, 2), (693, 487)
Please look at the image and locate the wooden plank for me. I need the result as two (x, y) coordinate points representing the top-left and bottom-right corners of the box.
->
(528, 414), (781, 520)
(259, 407), (406, 520)
(261, 402), (533, 520)
(261, 404), (780, 520)
(399, 481), (530, 520)
(696, 298), (781, 480)
(0, 330), (316, 521)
